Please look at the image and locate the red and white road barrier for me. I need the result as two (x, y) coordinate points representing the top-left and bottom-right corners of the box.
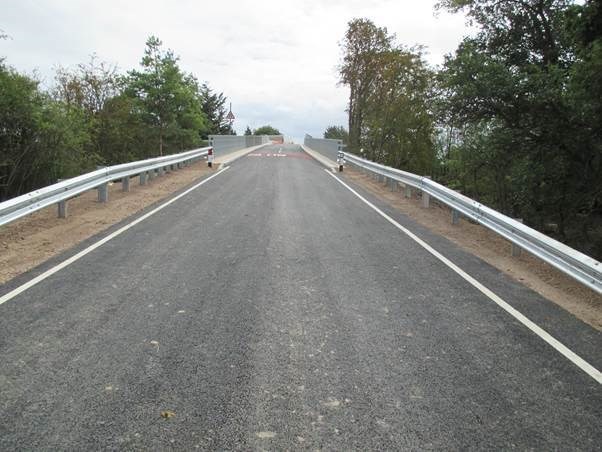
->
(208, 147), (214, 168)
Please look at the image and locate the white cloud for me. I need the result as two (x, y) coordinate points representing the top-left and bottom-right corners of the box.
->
(0, 0), (469, 142)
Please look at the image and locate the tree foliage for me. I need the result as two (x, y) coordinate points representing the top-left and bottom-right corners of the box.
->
(323, 125), (349, 143)
(253, 125), (281, 135)
(199, 83), (234, 136)
(1, 35), (236, 201)
(125, 36), (208, 155)
(339, 19), (436, 174)
(436, 0), (602, 257)
(340, 2), (602, 258)
(0, 63), (93, 198)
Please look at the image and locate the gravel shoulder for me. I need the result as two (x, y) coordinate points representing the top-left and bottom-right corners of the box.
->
(342, 168), (602, 330)
(0, 161), (214, 284)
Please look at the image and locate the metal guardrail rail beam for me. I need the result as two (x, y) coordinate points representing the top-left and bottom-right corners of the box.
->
(343, 151), (601, 294)
(0, 147), (211, 227)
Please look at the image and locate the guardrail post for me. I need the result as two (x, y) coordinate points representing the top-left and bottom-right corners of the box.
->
(451, 209), (460, 225)
(98, 183), (108, 203)
(58, 200), (68, 218)
(158, 167), (165, 176)
(422, 177), (431, 208)
(390, 180), (398, 192)
(139, 172), (147, 185)
(511, 219), (524, 257)
(122, 176), (130, 192)
(148, 170), (156, 181)
(405, 185), (412, 198)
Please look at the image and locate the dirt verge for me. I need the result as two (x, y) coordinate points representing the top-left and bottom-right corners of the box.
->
(344, 168), (602, 331)
(0, 161), (214, 285)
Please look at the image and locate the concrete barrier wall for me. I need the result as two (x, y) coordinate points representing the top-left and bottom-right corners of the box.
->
(303, 134), (343, 163)
(209, 135), (271, 154)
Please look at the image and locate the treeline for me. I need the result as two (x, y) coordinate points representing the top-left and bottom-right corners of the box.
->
(0, 36), (235, 201)
(337, 0), (602, 259)
(244, 125), (281, 136)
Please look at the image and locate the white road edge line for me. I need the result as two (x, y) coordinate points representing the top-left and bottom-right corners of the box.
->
(0, 166), (231, 307)
(325, 169), (602, 384)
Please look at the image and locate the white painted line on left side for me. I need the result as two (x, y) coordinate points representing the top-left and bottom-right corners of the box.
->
(0, 166), (231, 307)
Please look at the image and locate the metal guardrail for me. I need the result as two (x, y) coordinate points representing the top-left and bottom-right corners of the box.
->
(343, 152), (602, 294)
(0, 146), (211, 227)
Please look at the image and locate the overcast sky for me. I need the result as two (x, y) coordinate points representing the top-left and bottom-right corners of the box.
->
(1, 0), (470, 142)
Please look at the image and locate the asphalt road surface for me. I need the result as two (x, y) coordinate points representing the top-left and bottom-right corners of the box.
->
(0, 144), (600, 450)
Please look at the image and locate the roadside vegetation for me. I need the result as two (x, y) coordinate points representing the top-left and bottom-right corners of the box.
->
(0, 35), (235, 201)
(244, 125), (281, 136)
(336, 0), (602, 259)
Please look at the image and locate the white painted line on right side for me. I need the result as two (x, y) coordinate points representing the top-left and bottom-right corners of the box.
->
(326, 169), (602, 384)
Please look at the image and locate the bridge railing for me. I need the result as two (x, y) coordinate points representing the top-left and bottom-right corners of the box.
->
(304, 134), (343, 163)
(0, 146), (211, 227)
(343, 151), (601, 294)
(209, 135), (272, 153)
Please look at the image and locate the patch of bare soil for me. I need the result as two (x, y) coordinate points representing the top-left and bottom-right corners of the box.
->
(0, 162), (214, 285)
(344, 168), (602, 331)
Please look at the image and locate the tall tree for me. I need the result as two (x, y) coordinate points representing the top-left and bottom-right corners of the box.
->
(436, 0), (602, 256)
(339, 18), (393, 153)
(199, 83), (233, 136)
(339, 19), (436, 174)
(125, 36), (207, 155)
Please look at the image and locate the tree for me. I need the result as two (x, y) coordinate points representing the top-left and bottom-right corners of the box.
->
(0, 35), (235, 200)
(244, 126), (252, 135)
(338, 19), (436, 174)
(0, 63), (93, 200)
(253, 125), (280, 135)
(125, 36), (208, 155)
(339, 18), (394, 153)
(436, 0), (602, 257)
(199, 83), (234, 136)
(323, 125), (348, 143)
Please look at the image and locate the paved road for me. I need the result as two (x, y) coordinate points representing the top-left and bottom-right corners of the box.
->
(0, 144), (600, 450)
